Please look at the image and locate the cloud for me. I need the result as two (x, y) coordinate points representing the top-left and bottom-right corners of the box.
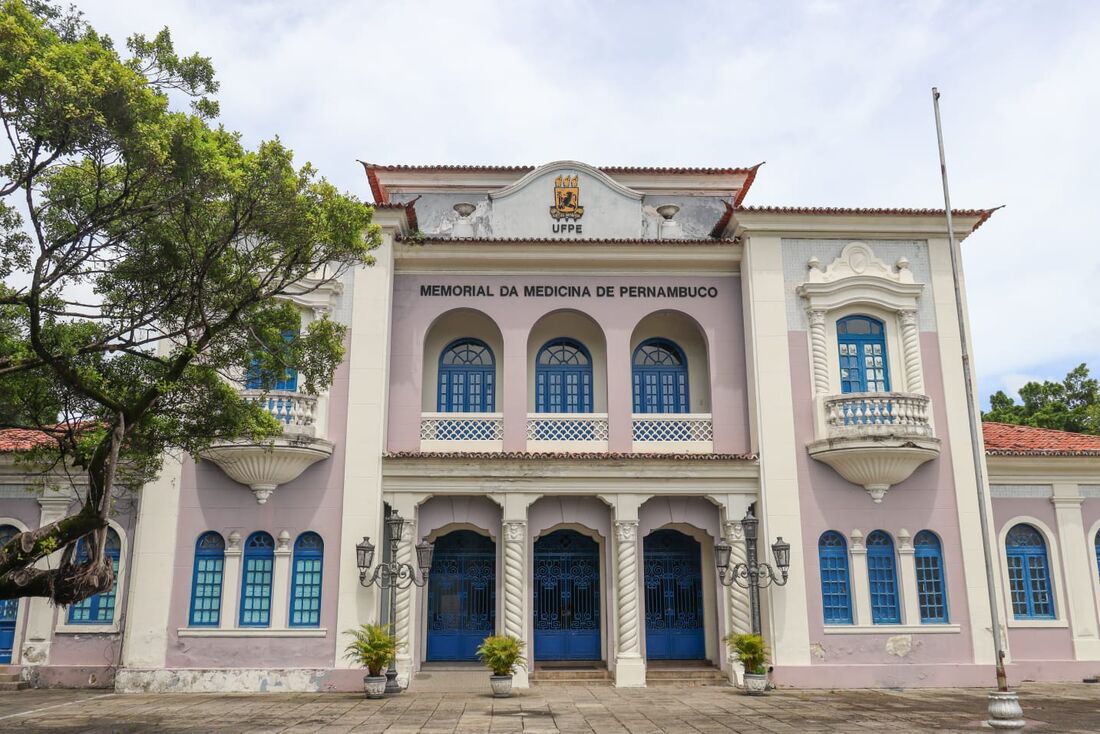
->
(69, 0), (1100, 394)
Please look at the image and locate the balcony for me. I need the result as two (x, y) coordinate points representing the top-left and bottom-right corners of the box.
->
(807, 392), (940, 503)
(526, 413), (609, 452)
(202, 390), (333, 504)
(420, 412), (504, 452)
(632, 413), (713, 453)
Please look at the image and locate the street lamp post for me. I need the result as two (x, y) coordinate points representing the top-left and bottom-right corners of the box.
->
(714, 509), (791, 635)
(356, 513), (434, 694)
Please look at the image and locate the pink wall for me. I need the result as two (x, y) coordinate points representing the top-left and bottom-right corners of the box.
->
(789, 331), (977, 666)
(164, 357), (352, 668)
(387, 274), (750, 454)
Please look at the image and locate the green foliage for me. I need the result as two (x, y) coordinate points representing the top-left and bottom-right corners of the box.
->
(343, 624), (398, 677)
(983, 364), (1100, 435)
(0, 0), (381, 601)
(476, 634), (525, 676)
(724, 632), (769, 675)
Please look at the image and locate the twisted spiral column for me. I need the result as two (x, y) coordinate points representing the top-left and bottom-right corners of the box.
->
(899, 310), (924, 394)
(502, 521), (526, 640)
(614, 521), (641, 656)
(394, 523), (414, 657)
(808, 309), (829, 396)
(723, 522), (752, 642)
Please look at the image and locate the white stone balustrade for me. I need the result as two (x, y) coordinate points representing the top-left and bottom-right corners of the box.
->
(241, 389), (319, 438)
(822, 392), (933, 440)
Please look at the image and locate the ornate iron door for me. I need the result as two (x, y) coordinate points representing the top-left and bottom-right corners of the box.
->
(427, 530), (496, 661)
(0, 526), (17, 663)
(644, 529), (705, 660)
(534, 530), (601, 660)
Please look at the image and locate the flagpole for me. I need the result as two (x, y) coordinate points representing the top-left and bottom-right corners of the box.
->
(932, 87), (1023, 730)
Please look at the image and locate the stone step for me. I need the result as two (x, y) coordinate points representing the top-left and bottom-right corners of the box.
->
(530, 669), (610, 681)
(645, 668), (725, 680)
(531, 678), (613, 687)
(0, 673), (20, 683)
(0, 680), (27, 691)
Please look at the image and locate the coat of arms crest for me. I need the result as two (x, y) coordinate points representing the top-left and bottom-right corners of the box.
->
(550, 175), (584, 221)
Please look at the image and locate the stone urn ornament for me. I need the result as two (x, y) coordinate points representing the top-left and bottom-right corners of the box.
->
(477, 634), (526, 698)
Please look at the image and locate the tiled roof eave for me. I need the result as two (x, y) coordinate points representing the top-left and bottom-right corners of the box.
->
(396, 236), (738, 246)
(383, 451), (757, 461)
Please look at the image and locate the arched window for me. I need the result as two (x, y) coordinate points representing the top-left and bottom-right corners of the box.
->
(67, 528), (122, 624)
(189, 532), (225, 627)
(632, 338), (689, 414)
(240, 532), (275, 627)
(245, 329), (299, 392)
(0, 525), (19, 663)
(866, 530), (900, 624)
(914, 531), (948, 623)
(1005, 523), (1055, 620)
(535, 338), (593, 413)
(818, 531), (853, 624)
(290, 532), (324, 627)
(438, 338), (495, 412)
(837, 316), (889, 393)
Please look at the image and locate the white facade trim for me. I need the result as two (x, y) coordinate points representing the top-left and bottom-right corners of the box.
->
(822, 624), (961, 635)
(176, 628), (327, 638)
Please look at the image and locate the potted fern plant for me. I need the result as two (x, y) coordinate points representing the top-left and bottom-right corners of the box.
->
(476, 634), (526, 697)
(344, 624), (398, 699)
(724, 632), (770, 695)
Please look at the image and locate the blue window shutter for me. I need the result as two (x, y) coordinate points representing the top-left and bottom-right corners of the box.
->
(290, 532), (324, 628)
(914, 531), (948, 623)
(866, 531), (901, 624)
(1005, 523), (1055, 620)
(240, 532), (275, 627)
(189, 532), (225, 627)
(818, 531), (853, 624)
(837, 316), (889, 393)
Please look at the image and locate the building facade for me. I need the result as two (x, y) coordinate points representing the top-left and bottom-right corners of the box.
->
(3, 160), (1100, 691)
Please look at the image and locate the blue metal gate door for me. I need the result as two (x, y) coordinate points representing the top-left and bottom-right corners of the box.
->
(643, 529), (705, 660)
(426, 530), (496, 661)
(534, 530), (601, 660)
(0, 525), (17, 663)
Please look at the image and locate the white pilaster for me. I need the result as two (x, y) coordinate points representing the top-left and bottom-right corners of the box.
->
(898, 310), (925, 394)
(120, 455), (184, 669)
(21, 492), (72, 665)
(848, 529), (871, 626)
(1051, 484), (1100, 659)
(721, 514), (753, 686)
(220, 531), (243, 628)
(271, 531), (292, 629)
(808, 308), (829, 396)
(896, 529), (921, 626)
(501, 493), (535, 688)
(389, 494), (419, 685)
(612, 518), (645, 687)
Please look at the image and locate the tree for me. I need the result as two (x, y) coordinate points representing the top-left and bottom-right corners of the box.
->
(0, 0), (379, 602)
(983, 363), (1100, 435)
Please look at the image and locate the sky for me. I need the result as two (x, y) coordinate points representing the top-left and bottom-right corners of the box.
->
(71, 0), (1100, 405)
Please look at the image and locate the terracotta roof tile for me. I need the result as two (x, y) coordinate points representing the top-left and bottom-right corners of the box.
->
(0, 428), (58, 452)
(364, 163), (759, 175)
(983, 422), (1100, 456)
(384, 451), (756, 461)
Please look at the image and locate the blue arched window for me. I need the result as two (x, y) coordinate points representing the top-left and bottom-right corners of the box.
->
(1005, 523), (1055, 620)
(438, 338), (496, 412)
(240, 532), (275, 627)
(632, 338), (689, 414)
(837, 316), (889, 393)
(914, 531), (948, 623)
(67, 528), (121, 624)
(866, 530), (900, 624)
(245, 329), (299, 392)
(535, 338), (593, 413)
(189, 532), (225, 627)
(290, 532), (324, 627)
(818, 531), (853, 624)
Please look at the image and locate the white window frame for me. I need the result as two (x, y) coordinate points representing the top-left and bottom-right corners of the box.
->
(54, 519), (129, 634)
(997, 516), (1070, 629)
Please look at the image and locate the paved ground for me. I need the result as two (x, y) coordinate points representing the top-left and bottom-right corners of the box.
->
(0, 683), (1096, 733)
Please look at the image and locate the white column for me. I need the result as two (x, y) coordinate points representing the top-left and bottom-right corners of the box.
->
(898, 310), (925, 394)
(121, 455), (183, 669)
(271, 531), (292, 628)
(502, 519), (529, 688)
(721, 518), (752, 685)
(20, 492), (72, 666)
(896, 529), (921, 626)
(848, 529), (871, 626)
(1051, 484), (1100, 659)
(390, 494), (419, 685)
(613, 518), (645, 687)
(220, 531), (243, 628)
(808, 308), (829, 396)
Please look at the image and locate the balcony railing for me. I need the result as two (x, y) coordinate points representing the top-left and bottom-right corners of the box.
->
(420, 412), (505, 444)
(242, 389), (318, 436)
(822, 392), (933, 440)
(632, 413), (714, 443)
(526, 413), (609, 450)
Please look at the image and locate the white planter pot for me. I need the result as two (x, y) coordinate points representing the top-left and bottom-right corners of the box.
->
(364, 675), (387, 699)
(742, 672), (768, 695)
(490, 675), (513, 698)
(987, 691), (1025, 731)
